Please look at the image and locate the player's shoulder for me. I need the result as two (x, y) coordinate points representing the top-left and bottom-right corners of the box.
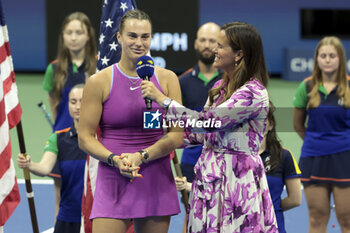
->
(89, 66), (112, 84)
(155, 66), (177, 80)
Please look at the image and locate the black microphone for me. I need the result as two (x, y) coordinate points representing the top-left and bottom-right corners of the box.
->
(136, 55), (155, 110)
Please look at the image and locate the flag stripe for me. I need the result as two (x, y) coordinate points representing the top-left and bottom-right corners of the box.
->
(0, 41), (10, 64)
(0, 112), (10, 168)
(0, 160), (15, 204)
(88, 156), (98, 195)
(0, 26), (21, 129)
(2, 70), (14, 95)
(0, 0), (21, 225)
(0, 136), (11, 179)
(0, 169), (20, 226)
(1, 57), (15, 96)
(0, 24), (9, 49)
(0, 95), (6, 126)
(5, 93), (21, 128)
(0, 185), (20, 225)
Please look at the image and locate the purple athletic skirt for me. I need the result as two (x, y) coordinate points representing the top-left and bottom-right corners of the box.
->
(90, 150), (180, 219)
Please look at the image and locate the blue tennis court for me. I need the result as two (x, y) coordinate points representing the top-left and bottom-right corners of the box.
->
(3, 180), (341, 233)
(4, 76), (343, 232)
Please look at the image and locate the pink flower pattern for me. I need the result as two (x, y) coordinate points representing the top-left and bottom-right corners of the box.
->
(168, 78), (278, 232)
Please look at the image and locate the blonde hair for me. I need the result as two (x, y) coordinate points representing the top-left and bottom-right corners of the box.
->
(307, 36), (350, 108)
(53, 12), (97, 111)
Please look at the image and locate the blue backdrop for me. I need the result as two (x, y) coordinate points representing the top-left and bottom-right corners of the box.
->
(199, 0), (350, 76)
(3, 0), (46, 71)
(3, 0), (350, 75)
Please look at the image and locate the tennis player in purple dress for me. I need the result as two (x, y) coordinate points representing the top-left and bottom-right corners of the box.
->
(78, 10), (183, 233)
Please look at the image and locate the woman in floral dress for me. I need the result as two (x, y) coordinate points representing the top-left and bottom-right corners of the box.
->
(140, 21), (278, 232)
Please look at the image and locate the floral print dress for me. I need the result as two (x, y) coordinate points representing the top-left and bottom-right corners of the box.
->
(167, 78), (278, 233)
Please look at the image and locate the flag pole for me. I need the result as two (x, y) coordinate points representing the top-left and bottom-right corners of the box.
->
(172, 150), (189, 212)
(16, 121), (39, 233)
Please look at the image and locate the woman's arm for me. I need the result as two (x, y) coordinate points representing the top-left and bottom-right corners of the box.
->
(181, 98), (212, 146)
(281, 178), (302, 211)
(145, 69), (184, 159)
(293, 107), (307, 139)
(17, 152), (57, 177)
(183, 130), (204, 147)
(142, 80), (268, 133)
(78, 69), (127, 171)
(122, 68), (184, 167)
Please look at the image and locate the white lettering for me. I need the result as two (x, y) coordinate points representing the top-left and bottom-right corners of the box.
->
(172, 121), (179, 127)
(162, 118), (222, 129)
(161, 33), (173, 51)
(144, 122), (153, 128)
(186, 119), (196, 128)
(151, 32), (188, 52)
(290, 58), (314, 72)
(172, 33), (188, 51)
(203, 120), (210, 128)
(162, 119), (169, 128)
(214, 121), (222, 128)
(308, 58), (314, 72)
(178, 121), (184, 128)
(195, 121), (203, 128)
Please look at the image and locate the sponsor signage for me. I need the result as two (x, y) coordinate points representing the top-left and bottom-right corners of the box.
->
(283, 48), (350, 81)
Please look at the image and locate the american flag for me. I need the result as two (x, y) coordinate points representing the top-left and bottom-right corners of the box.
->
(82, 154), (99, 233)
(96, 0), (137, 71)
(82, 1), (136, 232)
(0, 0), (22, 226)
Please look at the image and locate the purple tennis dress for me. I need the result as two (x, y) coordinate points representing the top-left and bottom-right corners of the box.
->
(90, 64), (180, 219)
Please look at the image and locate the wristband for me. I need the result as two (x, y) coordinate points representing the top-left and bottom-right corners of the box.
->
(161, 97), (172, 110)
(107, 153), (116, 167)
(138, 150), (149, 163)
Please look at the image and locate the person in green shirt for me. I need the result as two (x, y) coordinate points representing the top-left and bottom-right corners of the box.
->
(42, 11), (97, 219)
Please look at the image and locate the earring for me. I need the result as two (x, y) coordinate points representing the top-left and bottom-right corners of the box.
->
(235, 62), (237, 67)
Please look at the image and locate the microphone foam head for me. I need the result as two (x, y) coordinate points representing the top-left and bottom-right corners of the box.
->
(136, 55), (154, 78)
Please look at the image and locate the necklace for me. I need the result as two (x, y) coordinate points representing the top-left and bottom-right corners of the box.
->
(118, 63), (141, 87)
(127, 77), (141, 86)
